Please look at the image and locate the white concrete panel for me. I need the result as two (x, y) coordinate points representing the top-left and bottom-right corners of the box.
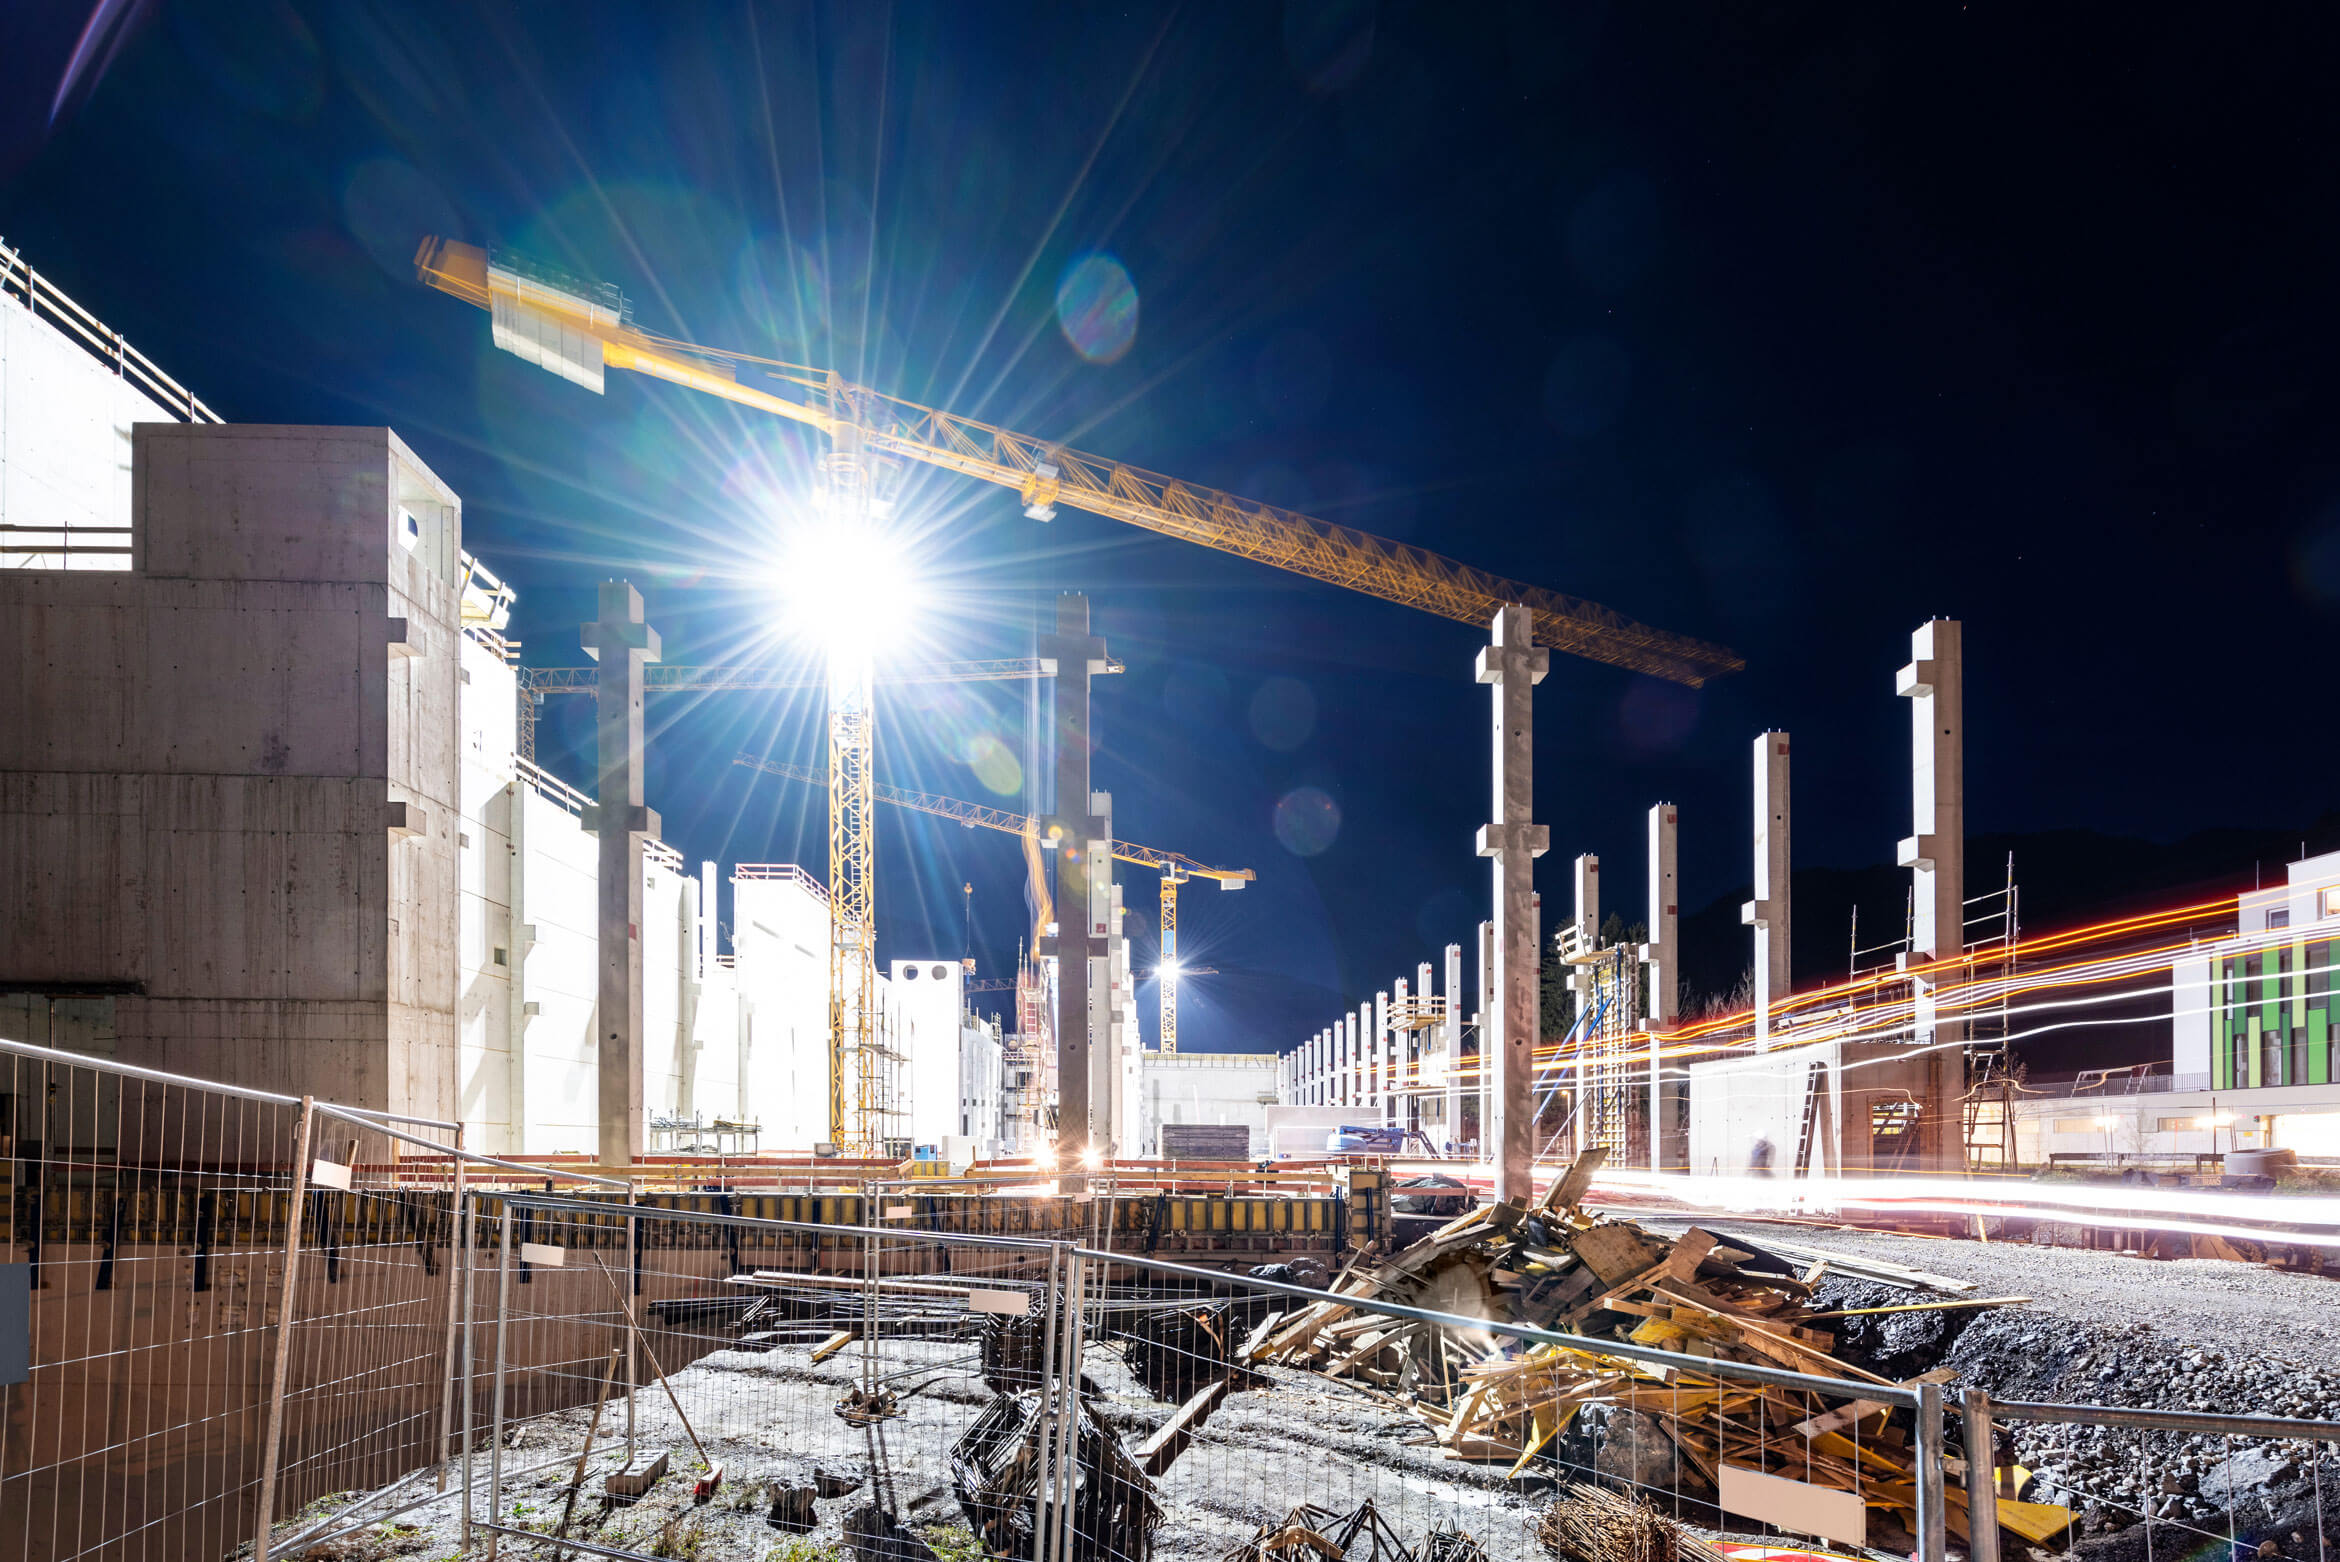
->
(520, 786), (599, 1153)
(0, 287), (170, 570)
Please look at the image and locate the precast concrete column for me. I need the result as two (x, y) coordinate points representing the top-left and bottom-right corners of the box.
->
(1377, 987), (1395, 1117)
(1898, 620), (1965, 1171)
(1354, 1004), (1369, 1106)
(1476, 604), (1550, 1204)
(1041, 595), (1110, 1178)
(1641, 804), (1685, 1173)
(1442, 943), (1464, 1152)
(581, 582), (661, 1170)
(1741, 734), (1792, 1048)
(1476, 920), (1494, 1156)
(1416, 961), (1434, 1134)
(1567, 853), (1600, 1029)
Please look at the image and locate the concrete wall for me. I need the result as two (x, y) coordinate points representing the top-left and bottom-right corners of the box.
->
(1687, 1038), (1933, 1177)
(0, 278), (173, 569)
(733, 871), (833, 1149)
(1139, 1052), (1279, 1156)
(0, 425), (463, 1120)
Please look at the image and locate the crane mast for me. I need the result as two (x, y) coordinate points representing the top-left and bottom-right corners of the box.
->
(731, 752), (1250, 1057)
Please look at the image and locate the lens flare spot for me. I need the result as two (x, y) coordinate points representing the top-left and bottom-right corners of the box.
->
(1274, 787), (1342, 857)
(964, 734), (1023, 798)
(1055, 253), (1139, 364)
(1249, 677), (1317, 752)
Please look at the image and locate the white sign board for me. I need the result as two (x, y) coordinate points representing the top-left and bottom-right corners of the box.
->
(1718, 1464), (1868, 1551)
(967, 1289), (1030, 1316)
(518, 1243), (566, 1268)
(308, 1159), (352, 1190)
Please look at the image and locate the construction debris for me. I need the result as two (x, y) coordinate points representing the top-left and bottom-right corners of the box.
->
(950, 1388), (1161, 1562)
(1535, 1483), (1723, 1562)
(1220, 1501), (1415, 1562)
(1239, 1149), (2066, 1551)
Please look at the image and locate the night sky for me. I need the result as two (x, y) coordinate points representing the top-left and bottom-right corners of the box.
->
(8, 3), (2340, 1054)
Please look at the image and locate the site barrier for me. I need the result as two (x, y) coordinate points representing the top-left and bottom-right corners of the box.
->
(0, 1029), (2333, 1562)
(0, 1035), (616, 1562)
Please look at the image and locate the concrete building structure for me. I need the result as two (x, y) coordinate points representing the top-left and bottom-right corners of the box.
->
(1, 422), (469, 1120)
(0, 278), (1012, 1156)
(1687, 1040), (1935, 1178)
(1137, 1051), (1278, 1157)
(1642, 804), (1687, 1172)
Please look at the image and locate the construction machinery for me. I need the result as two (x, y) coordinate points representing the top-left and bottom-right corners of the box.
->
(416, 236), (1738, 1152)
(730, 752), (1249, 1053)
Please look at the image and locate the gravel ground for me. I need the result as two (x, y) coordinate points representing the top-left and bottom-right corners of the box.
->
(1627, 1214), (2340, 1365)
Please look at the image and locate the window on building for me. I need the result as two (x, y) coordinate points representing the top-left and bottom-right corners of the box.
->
(2155, 1118), (2197, 1133)
(2269, 907), (2292, 930)
(2263, 1027), (2283, 1088)
(2326, 886), (2340, 920)
(2290, 1026), (2310, 1089)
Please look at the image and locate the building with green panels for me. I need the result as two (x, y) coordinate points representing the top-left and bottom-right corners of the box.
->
(2208, 938), (2337, 1089)
(2188, 849), (2340, 1091)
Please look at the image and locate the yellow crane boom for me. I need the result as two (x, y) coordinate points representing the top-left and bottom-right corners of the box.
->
(731, 751), (1248, 1053)
(416, 238), (1740, 687)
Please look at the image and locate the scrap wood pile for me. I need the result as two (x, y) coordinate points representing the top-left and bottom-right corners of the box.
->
(1535, 1482), (1722, 1562)
(1237, 1150), (2074, 1549)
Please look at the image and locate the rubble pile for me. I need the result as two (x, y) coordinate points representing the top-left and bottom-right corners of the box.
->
(1234, 1151), (2073, 1552)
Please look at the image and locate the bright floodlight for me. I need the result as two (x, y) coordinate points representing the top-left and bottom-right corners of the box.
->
(775, 522), (923, 664)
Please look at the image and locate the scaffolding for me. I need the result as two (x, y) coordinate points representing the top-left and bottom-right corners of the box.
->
(1557, 928), (1644, 1163)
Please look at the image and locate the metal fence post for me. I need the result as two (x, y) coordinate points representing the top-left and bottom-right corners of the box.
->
(437, 1125), (467, 1490)
(1915, 1380), (1948, 1562)
(1029, 1242), (1065, 1562)
(1054, 1246), (1087, 1562)
(250, 1095), (316, 1562)
(1961, 1386), (2002, 1562)
(458, 1179), (475, 1546)
(625, 1179), (639, 1461)
(488, 1202), (513, 1561)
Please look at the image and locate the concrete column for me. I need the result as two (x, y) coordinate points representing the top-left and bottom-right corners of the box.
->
(1354, 1004), (1369, 1106)
(1442, 943), (1464, 1153)
(1898, 619), (1965, 1171)
(581, 582), (661, 1169)
(1641, 804), (1685, 1173)
(1377, 987), (1395, 1117)
(1567, 853), (1600, 1031)
(1095, 798), (1121, 1153)
(1415, 961), (1433, 1134)
(1742, 733), (1792, 1048)
(1041, 595), (1109, 1176)
(1476, 919), (1494, 1156)
(1476, 603), (1550, 1204)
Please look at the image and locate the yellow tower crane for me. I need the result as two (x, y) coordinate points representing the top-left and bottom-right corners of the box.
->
(415, 237), (1738, 1149)
(730, 752), (1250, 1053)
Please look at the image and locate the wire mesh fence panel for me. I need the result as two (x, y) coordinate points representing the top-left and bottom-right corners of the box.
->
(464, 1196), (1072, 1562)
(1983, 1401), (2340, 1562)
(0, 1051), (312, 1562)
(1069, 1248), (1941, 1562)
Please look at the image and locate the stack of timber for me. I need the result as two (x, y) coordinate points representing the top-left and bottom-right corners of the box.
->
(1242, 1150), (2073, 1551)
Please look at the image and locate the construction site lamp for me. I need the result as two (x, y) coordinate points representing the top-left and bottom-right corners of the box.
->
(775, 522), (922, 663)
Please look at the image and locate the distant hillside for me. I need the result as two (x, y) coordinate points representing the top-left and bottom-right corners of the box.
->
(1675, 813), (2340, 1012)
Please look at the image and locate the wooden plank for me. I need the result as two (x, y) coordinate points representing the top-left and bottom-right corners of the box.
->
(1135, 1378), (1231, 1476)
(1542, 1147), (1609, 1213)
(809, 1329), (856, 1363)
(1666, 1228), (1720, 1281)
(1800, 1296), (2029, 1321)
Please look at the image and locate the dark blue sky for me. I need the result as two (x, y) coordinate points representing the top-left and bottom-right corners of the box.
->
(9, 2), (2340, 1051)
